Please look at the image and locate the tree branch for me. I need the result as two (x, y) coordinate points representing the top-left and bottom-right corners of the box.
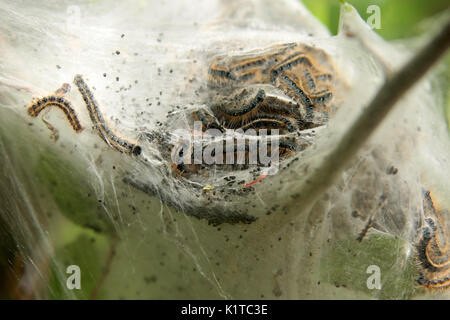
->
(267, 16), (450, 231)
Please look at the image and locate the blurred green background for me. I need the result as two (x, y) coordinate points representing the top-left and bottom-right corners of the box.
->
(302, 0), (449, 39)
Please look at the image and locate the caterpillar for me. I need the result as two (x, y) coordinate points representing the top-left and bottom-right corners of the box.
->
(27, 83), (83, 133)
(417, 191), (450, 289)
(73, 74), (141, 156)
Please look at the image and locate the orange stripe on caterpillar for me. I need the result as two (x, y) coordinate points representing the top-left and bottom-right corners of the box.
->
(27, 94), (83, 133)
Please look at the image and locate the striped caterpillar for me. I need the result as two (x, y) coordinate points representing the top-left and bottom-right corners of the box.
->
(27, 76), (141, 156)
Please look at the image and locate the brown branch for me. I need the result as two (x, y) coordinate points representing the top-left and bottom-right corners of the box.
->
(268, 16), (450, 231)
(89, 234), (118, 300)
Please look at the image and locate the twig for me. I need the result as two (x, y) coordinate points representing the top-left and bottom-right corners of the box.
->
(89, 234), (118, 300)
(266, 17), (450, 231)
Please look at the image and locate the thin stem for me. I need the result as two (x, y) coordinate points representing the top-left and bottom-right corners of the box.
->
(268, 17), (450, 231)
(89, 234), (118, 300)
